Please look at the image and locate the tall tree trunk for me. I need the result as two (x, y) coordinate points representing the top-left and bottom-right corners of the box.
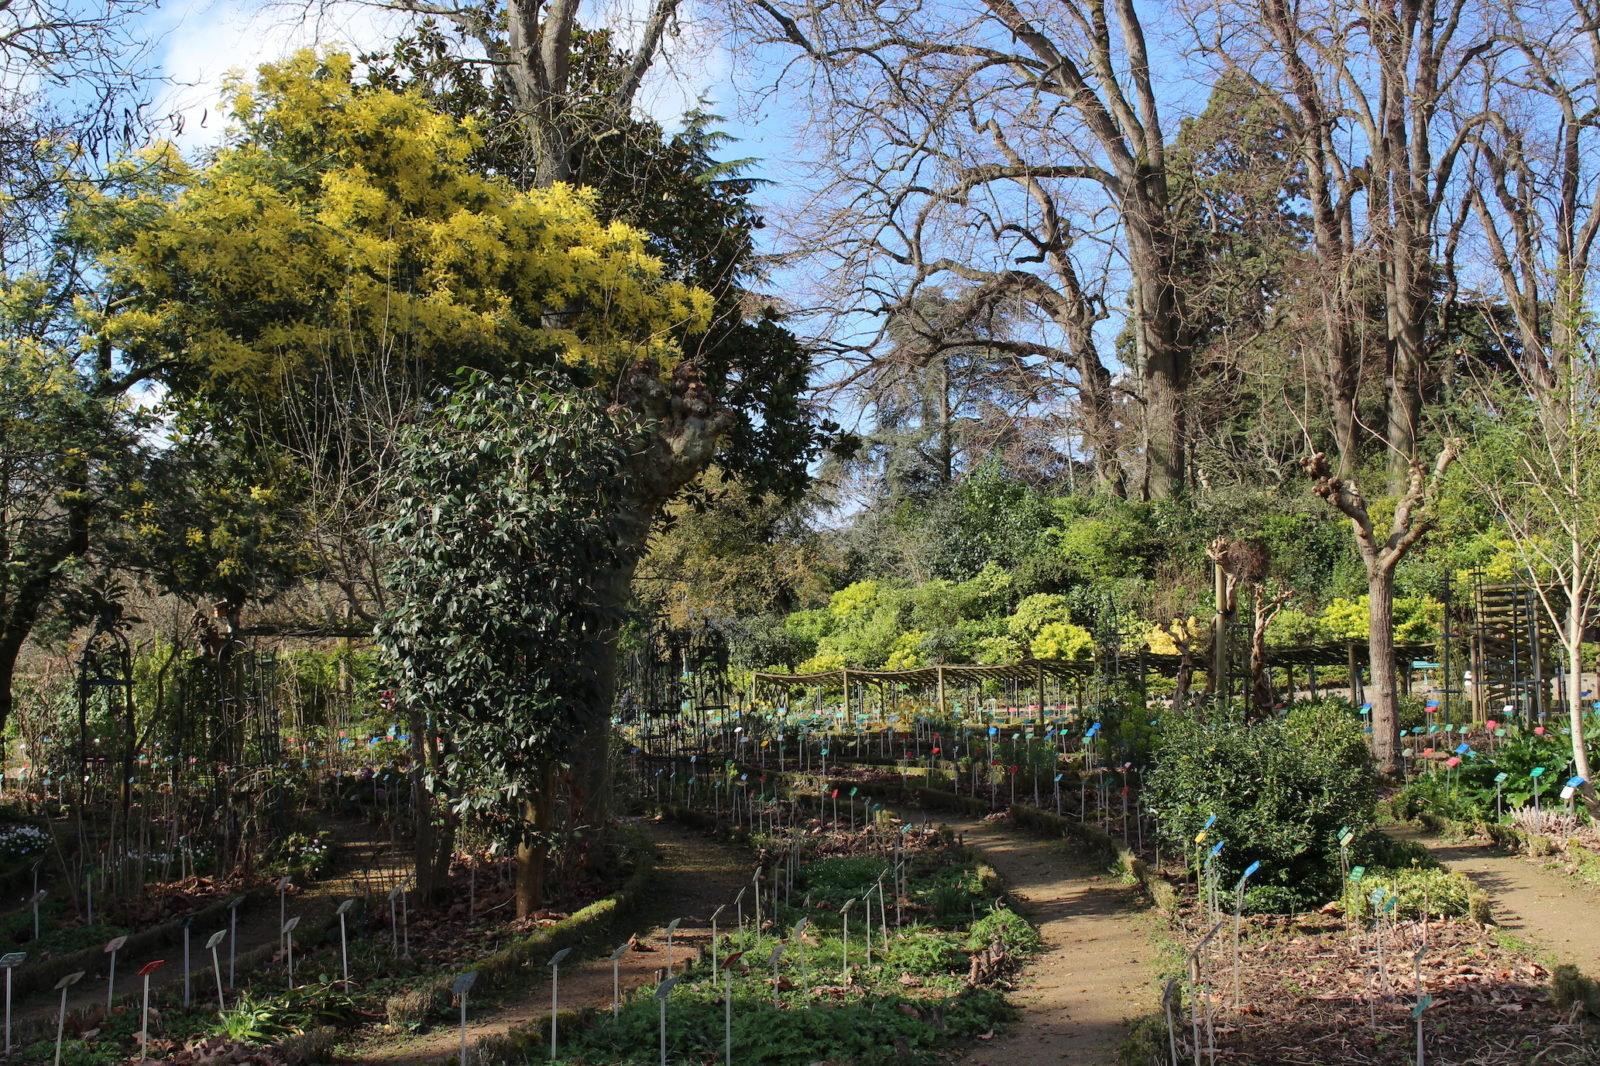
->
(515, 767), (555, 918)
(409, 701), (454, 903)
(1364, 567), (1403, 777)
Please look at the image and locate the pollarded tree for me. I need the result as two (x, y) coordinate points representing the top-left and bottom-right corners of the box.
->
(372, 371), (636, 915)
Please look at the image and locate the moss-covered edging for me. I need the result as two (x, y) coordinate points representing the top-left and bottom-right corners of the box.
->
(383, 825), (657, 1029)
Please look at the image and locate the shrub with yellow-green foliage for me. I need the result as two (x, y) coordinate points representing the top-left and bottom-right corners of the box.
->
(79, 49), (712, 401)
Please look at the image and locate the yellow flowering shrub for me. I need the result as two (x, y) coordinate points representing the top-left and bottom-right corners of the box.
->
(81, 50), (712, 396)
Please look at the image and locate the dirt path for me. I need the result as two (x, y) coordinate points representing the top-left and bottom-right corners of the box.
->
(1391, 825), (1600, 972)
(900, 810), (1158, 1066)
(350, 820), (751, 1065)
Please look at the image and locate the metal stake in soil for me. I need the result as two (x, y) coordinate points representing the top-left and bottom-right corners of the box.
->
(227, 896), (245, 987)
(103, 935), (127, 1012)
(548, 946), (573, 1059)
(721, 950), (745, 1066)
(205, 930), (226, 1010)
(665, 917), (682, 974)
(181, 915), (194, 1006)
(336, 900), (356, 990)
(52, 971), (84, 1066)
(767, 943), (785, 1008)
(137, 959), (165, 1058)
(282, 916), (300, 986)
(609, 941), (631, 1015)
(453, 970), (478, 1066)
(0, 952), (24, 1055)
(1232, 861), (1261, 1008)
(655, 976), (680, 1066)
(30, 890), (44, 941)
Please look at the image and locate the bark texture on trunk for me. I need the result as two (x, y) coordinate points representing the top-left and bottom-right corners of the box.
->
(1364, 573), (1402, 775)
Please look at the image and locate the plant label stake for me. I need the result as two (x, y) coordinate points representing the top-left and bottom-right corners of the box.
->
(710, 905), (726, 972)
(1232, 862), (1260, 1008)
(734, 886), (746, 937)
(791, 917), (810, 989)
(104, 934), (127, 1011)
(610, 942), (631, 1015)
(1494, 772), (1508, 819)
(452, 970), (477, 1066)
(388, 884), (403, 956)
(767, 943), (785, 1007)
(656, 975), (680, 1066)
(336, 900), (356, 989)
(30, 890), (45, 941)
(227, 896), (245, 987)
(1160, 978), (1179, 1066)
(276, 876), (292, 950)
(549, 945), (573, 1059)
(282, 916), (300, 986)
(722, 950), (745, 1066)
(752, 869), (763, 935)
(1413, 993), (1433, 1066)
(180, 914), (195, 1007)
(52, 971), (83, 1066)
(401, 880), (412, 957)
(205, 930), (227, 1010)
(665, 917), (682, 973)
(137, 959), (164, 1058)
(1187, 920), (1224, 1066)
(0, 952), (24, 1054)
(841, 898), (856, 975)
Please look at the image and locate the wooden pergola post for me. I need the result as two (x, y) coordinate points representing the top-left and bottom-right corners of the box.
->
(1036, 664), (1046, 726)
(936, 665), (946, 718)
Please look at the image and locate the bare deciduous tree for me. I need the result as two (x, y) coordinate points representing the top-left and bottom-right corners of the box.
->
(745, 0), (1202, 497)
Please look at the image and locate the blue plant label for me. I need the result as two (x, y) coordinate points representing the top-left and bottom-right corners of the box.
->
(1361, 702), (1372, 712)
(1567, 776), (1587, 788)
(1531, 767), (1546, 778)
(1455, 743), (1470, 755)
(1054, 773), (1064, 782)
(1209, 841), (1225, 858)
(1203, 813), (1217, 830)
(1494, 772), (1508, 784)
(1242, 861), (1261, 879)
(1087, 723), (1101, 737)
(988, 727), (998, 736)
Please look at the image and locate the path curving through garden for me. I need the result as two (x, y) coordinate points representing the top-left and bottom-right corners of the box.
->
(1390, 824), (1600, 973)
(350, 819), (751, 1065)
(898, 810), (1158, 1066)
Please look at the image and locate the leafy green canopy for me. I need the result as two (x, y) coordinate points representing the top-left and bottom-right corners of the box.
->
(1144, 701), (1377, 910)
(371, 371), (635, 813)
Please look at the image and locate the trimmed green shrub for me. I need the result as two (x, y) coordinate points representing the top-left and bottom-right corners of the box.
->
(1144, 700), (1376, 911)
(1342, 866), (1471, 922)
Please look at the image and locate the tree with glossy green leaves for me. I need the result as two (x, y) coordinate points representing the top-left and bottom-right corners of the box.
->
(372, 370), (637, 915)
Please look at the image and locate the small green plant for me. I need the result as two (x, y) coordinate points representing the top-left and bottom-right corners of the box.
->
(1552, 964), (1600, 1018)
(1342, 866), (1471, 922)
(967, 906), (1041, 954)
